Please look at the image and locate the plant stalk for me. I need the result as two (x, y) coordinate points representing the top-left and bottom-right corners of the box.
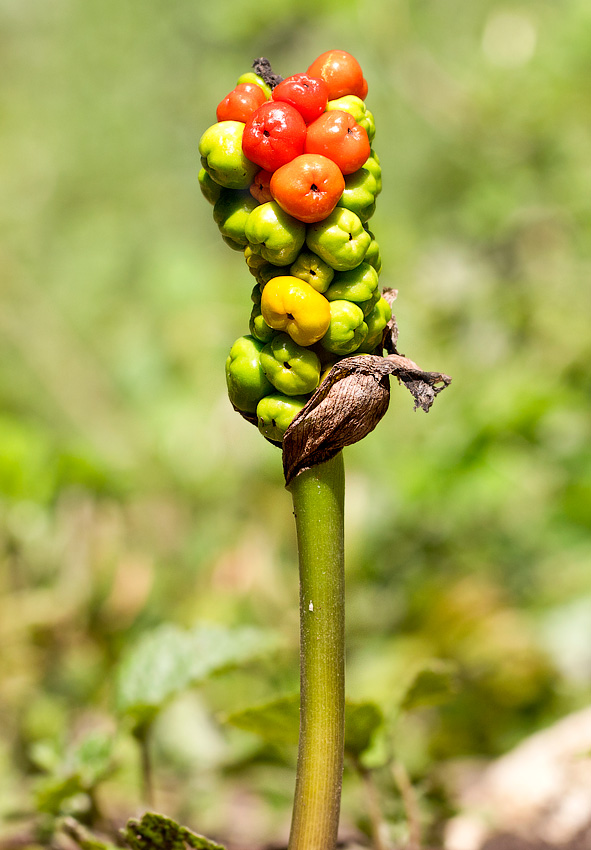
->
(135, 726), (155, 809)
(287, 452), (346, 850)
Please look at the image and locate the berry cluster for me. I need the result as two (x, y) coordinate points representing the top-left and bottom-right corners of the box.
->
(199, 50), (391, 443)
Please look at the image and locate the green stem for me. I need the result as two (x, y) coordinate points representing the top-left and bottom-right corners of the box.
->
(287, 452), (346, 850)
(356, 760), (390, 850)
(134, 725), (155, 809)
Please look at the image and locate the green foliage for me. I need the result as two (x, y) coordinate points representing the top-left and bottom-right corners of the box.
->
(225, 694), (300, 747)
(400, 661), (458, 713)
(344, 701), (384, 760)
(32, 732), (114, 817)
(116, 623), (276, 731)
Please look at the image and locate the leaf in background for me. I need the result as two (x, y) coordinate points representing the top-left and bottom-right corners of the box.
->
(400, 660), (458, 712)
(32, 731), (114, 816)
(189, 622), (275, 681)
(225, 695), (384, 760)
(29, 740), (62, 773)
(116, 622), (275, 730)
(34, 774), (85, 815)
(122, 812), (225, 850)
(74, 731), (114, 788)
(225, 694), (300, 747)
(115, 624), (194, 729)
(345, 701), (384, 760)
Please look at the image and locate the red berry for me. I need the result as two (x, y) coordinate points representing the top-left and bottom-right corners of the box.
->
(305, 110), (370, 174)
(242, 101), (307, 172)
(270, 154), (345, 223)
(307, 49), (368, 100)
(216, 83), (266, 123)
(272, 73), (329, 124)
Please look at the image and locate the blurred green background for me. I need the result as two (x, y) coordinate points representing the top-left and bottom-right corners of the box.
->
(1, 0), (590, 846)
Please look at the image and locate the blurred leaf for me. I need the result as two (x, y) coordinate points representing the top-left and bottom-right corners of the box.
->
(32, 731), (114, 816)
(400, 661), (458, 712)
(122, 812), (225, 850)
(74, 731), (114, 788)
(116, 624), (194, 729)
(225, 694), (384, 759)
(116, 622), (275, 729)
(224, 694), (300, 747)
(35, 774), (85, 816)
(29, 740), (62, 774)
(345, 701), (384, 759)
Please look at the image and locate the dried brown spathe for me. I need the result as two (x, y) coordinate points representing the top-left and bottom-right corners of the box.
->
(282, 351), (451, 485)
(280, 288), (451, 483)
(232, 289), (452, 484)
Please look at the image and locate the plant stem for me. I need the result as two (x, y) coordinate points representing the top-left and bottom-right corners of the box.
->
(356, 760), (390, 850)
(287, 452), (345, 850)
(135, 726), (155, 809)
(392, 760), (422, 850)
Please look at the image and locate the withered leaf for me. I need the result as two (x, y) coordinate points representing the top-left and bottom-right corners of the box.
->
(282, 352), (451, 485)
(228, 296), (451, 478)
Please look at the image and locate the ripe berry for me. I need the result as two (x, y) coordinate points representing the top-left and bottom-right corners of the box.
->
(305, 110), (370, 174)
(216, 83), (267, 123)
(270, 154), (345, 223)
(272, 73), (329, 124)
(242, 101), (307, 172)
(307, 50), (368, 100)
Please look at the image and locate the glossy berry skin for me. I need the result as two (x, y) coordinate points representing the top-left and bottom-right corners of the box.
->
(290, 250), (334, 293)
(306, 207), (371, 271)
(199, 121), (258, 190)
(260, 275), (331, 347)
(324, 262), (379, 310)
(198, 167), (223, 205)
(272, 73), (329, 124)
(327, 94), (375, 142)
(364, 228), (382, 274)
(225, 335), (274, 413)
(245, 201), (306, 266)
(307, 49), (368, 100)
(216, 83), (267, 123)
(257, 393), (308, 442)
(242, 101), (307, 172)
(320, 300), (368, 356)
(213, 190), (259, 247)
(305, 110), (370, 175)
(357, 296), (392, 353)
(336, 166), (378, 223)
(260, 333), (321, 396)
(236, 71), (272, 99)
(250, 169), (273, 203)
(270, 154), (345, 223)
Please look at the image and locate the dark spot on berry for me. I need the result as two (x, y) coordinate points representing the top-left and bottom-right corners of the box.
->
(271, 418), (277, 427)
(263, 129), (270, 137)
(311, 183), (318, 192)
(283, 361), (292, 369)
(287, 312), (295, 320)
